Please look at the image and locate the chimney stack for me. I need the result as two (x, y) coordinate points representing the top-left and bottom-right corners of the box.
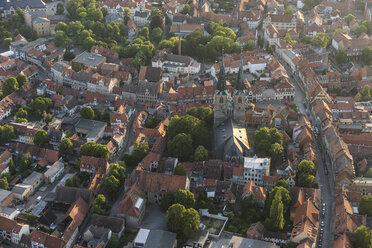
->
(178, 36), (182, 56)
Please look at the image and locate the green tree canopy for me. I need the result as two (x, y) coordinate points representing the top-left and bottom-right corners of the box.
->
(354, 225), (372, 248)
(80, 106), (95, 119)
(2, 77), (19, 96)
(54, 30), (68, 47)
(92, 194), (108, 215)
(298, 160), (315, 175)
(275, 179), (289, 189)
(174, 189), (196, 209)
(284, 5), (293, 15)
(56, 3), (65, 15)
(361, 85), (371, 101)
(166, 204), (200, 237)
(174, 163), (187, 176)
(59, 138), (73, 155)
(359, 196), (372, 216)
(266, 190), (284, 231)
(0, 124), (16, 142)
(34, 129), (49, 148)
(107, 162), (126, 184)
(80, 141), (110, 159)
(168, 133), (193, 161)
(311, 33), (331, 48)
(181, 4), (191, 15)
(0, 177), (9, 190)
(103, 175), (120, 199)
(19, 152), (33, 171)
(345, 14), (355, 25)
(151, 27), (163, 44)
(194, 145), (208, 161)
(362, 47), (372, 65)
(123, 142), (149, 167)
(150, 14), (164, 30)
(160, 192), (175, 211)
(16, 74), (28, 87)
(335, 49), (347, 65)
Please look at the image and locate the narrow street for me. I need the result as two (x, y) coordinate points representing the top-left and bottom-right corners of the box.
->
(281, 57), (335, 248)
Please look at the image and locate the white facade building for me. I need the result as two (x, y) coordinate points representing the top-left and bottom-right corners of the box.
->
(243, 156), (270, 186)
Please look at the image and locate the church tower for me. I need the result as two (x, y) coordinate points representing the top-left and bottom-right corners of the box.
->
(233, 54), (247, 126)
(214, 54), (229, 127)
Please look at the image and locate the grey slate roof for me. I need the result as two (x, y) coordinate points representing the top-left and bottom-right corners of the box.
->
(72, 71), (91, 83)
(0, 189), (12, 202)
(145, 67), (162, 82)
(54, 185), (92, 204)
(144, 230), (177, 248)
(134, 11), (150, 18)
(73, 51), (105, 67)
(52, 61), (69, 73)
(172, 14), (202, 24)
(0, 0), (46, 10)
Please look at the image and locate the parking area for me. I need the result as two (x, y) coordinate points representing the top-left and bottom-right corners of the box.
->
(140, 204), (166, 230)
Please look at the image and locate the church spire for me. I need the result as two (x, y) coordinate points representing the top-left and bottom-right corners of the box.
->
(216, 52), (227, 94)
(235, 52), (245, 94)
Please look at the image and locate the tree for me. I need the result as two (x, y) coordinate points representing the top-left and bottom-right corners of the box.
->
(284, 5), (293, 15)
(103, 175), (120, 199)
(174, 163), (186, 176)
(267, 191), (284, 231)
(106, 235), (120, 248)
(335, 49), (347, 65)
(0, 177), (9, 190)
(56, 3), (64, 15)
(150, 15), (164, 30)
(194, 145), (208, 161)
(160, 192), (175, 211)
(275, 179), (289, 189)
(29, 97), (53, 120)
(80, 106), (95, 119)
(82, 37), (96, 51)
(19, 153), (33, 171)
(166, 204), (200, 237)
(243, 40), (255, 51)
(151, 9), (163, 16)
(345, 14), (355, 25)
(298, 160), (315, 175)
(354, 226), (372, 248)
(107, 162), (126, 184)
(362, 47), (372, 65)
(168, 133), (193, 161)
(361, 85), (371, 101)
(55, 22), (68, 32)
(16, 74), (28, 87)
(359, 196), (372, 216)
(254, 127), (283, 165)
(92, 194), (107, 215)
(59, 138), (73, 155)
(266, 186), (291, 213)
(34, 129), (49, 148)
(54, 30), (68, 47)
(80, 142), (109, 159)
(181, 4), (191, 15)
(2, 77), (19, 96)
(3, 38), (12, 47)
(185, 107), (213, 127)
(168, 115), (202, 140)
(139, 27), (150, 40)
(0, 124), (16, 142)
(311, 33), (331, 48)
(174, 189), (196, 209)
(151, 27), (163, 44)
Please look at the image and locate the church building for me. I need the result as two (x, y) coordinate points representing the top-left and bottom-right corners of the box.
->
(214, 54), (250, 161)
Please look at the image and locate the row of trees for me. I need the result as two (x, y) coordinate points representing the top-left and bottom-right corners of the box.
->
(103, 162), (126, 199)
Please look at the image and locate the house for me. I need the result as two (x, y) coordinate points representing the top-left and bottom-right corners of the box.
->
(127, 19), (138, 41)
(23, 10), (50, 37)
(274, 78), (295, 100)
(75, 118), (107, 142)
(241, 181), (267, 208)
(125, 170), (190, 203)
(90, 215), (125, 237)
(10, 38), (46, 62)
(88, 73), (118, 93)
(152, 50), (201, 74)
(22, 171), (44, 194)
(73, 51), (106, 71)
(9, 123), (38, 145)
(54, 186), (93, 205)
(246, 222), (265, 240)
(44, 161), (64, 184)
(243, 156), (270, 186)
(139, 66), (162, 83)
(332, 32), (370, 57)
(80, 156), (109, 174)
(263, 14), (297, 30)
(0, 150), (12, 175)
(133, 10), (151, 27)
(117, 184), (146, 229)
(171, 24), (205, 38)
(0, 188), (15, 207)
(90, 46), (119, 63)
(209, 235), (279, 247)
(0, 206), (18, 220)
(30, 230), (64, 248)
(82, 225), (111, 248)
(0, 216), (30, 245)
(11, 184), (32, 200)
(264, 24), (280, 47)
(132, 228), (177, 248)
(0, 0), (46, 18)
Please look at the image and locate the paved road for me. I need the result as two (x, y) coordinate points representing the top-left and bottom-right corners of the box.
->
(279, 57), (335, 248)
